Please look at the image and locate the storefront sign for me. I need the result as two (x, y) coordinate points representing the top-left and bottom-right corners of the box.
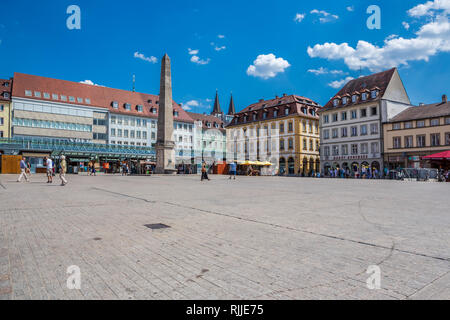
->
(332, 155), (369, 161)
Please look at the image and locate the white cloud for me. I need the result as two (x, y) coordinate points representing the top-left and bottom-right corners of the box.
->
(403, 21), (410, 30)
(215, 46), (226, 51)
(191, 55), (210, 65)
(79, 80), (104, 86)
(218, 34), (225, 39)
(188, 48), (199, 55)
(307, 1), (450, 72)
(133, 52), (157, 63)
(182, 100), (200, 110)
(188, 49), (210, 64)
(347, 6), (355, 12)
(310, 9), (339, 23)
(247, 54), (291, 79)
(408, 0), (450, 17)
(307, 67), (347, 75)
(294, 13), (306, 23)
(328, 76), (354, 89)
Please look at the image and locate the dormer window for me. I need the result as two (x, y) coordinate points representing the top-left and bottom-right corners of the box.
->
(151, 108), (157, 114)
(274, 110), (278, 117)
(207, 122), (212, 128)
(44, 93), (50, 99)
(243, 116), (248, 123)
(112, 101), (119, 109)
(371, 90), (378, 99)
(3, 92), (10, 99)
(4, 82), (9, 87)
(173, 111), (179, 117)
(61, 95), (67, 101)
(263, 112), (268, 119)
(148, 99), (152, 103)
(77, 97), (83, 103)
(253, 114), (257, 121)
(52, 94), (59, 100)
(85, 98), (91, 104)
(125, 103), (131, 110)
(333, 99), (340, 107)
(361, 93), (368, 101)
(342, 97), (348, 105)
(137, 105), (143, 112)
(35, 91), (41, 98)
(352, 95), (358, 103)
(25, 90), (32, 97)
(285, 107), (290, 115)
(69, 96), (75, 102)
(215, 123), (219, 128)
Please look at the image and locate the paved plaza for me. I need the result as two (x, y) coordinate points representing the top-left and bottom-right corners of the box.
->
(0, 173), (449, 300)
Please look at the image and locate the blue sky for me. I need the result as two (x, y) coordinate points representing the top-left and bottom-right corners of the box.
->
(0, 0), (449, 113)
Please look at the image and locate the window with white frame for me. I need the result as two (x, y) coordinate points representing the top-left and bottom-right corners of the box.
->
(370, 123), (379, 134)
(361, 143), (369, 154)
(371, 142), (379, 154)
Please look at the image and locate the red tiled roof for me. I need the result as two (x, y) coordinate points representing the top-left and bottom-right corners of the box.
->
(11, 72), (193, 123)
(227, 94), (321, 127)
(322, 68), (396, 111)
(187, 112), (225, 132)
(0, 79), (12, 102)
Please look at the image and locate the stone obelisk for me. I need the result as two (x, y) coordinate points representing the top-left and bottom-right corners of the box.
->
(155, 54), (176, 174)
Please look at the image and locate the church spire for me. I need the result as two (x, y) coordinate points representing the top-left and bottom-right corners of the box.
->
(212, 90), (222, 115)
(228, 93), (236, 115)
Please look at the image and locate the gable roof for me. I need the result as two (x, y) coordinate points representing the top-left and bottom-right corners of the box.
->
(187, 112), (225, 132)
(11, 72), (193, 123)
(322, 68), (397, 111)
(391, 101), (450, 122)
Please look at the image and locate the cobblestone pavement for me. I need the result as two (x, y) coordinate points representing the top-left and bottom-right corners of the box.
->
(0, 173), (449, 300)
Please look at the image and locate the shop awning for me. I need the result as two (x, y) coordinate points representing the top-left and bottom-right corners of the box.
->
(422, 150), (450, 160)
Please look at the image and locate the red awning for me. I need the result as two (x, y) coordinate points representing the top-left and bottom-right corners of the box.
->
(422, 150), (450, 160)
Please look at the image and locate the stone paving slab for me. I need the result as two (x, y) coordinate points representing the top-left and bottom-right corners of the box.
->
(0, 174), (449, 300)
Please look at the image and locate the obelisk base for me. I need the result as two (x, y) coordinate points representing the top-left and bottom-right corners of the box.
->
(155, 142), (177, 174)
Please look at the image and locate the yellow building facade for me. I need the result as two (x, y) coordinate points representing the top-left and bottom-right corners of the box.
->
(226, 94), (321, 175)
(0, 79), (13, 138)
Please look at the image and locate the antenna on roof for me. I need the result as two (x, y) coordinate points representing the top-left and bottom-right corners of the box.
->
(132, 74), (136, 92)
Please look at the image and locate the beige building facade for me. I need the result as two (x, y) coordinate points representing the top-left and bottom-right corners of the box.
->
(383, 96), (450, 169)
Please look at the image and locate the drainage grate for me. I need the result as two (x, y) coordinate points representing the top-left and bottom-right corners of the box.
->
(144, 223), (171, 230)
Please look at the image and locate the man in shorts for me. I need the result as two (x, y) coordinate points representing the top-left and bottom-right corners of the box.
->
(45, 156), (53, 183)
(229, 161), (237, 180)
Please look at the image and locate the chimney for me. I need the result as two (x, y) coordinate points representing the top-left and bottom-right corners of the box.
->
(259, 99), (264, 102)
(282, 93), (287, 97)
(275, 95), (279, 99)
(443, 94), (447, 103)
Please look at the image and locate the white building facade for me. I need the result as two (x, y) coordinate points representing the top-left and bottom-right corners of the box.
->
(320, 68), (412, 175)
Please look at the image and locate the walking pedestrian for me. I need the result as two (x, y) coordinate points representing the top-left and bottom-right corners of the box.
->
(45, 156), (53, 183)
(229, 161), (237, 180)
(59, 155), (68, 186)
(201, 161), (210, 181)
(17, 157), (29, 182)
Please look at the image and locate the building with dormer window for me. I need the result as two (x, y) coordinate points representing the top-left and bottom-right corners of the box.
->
(226, 94), (322, 175)
(319, 68), (412, 176)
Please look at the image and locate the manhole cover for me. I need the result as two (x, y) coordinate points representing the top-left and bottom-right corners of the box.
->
(144, 224), (171, 230)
